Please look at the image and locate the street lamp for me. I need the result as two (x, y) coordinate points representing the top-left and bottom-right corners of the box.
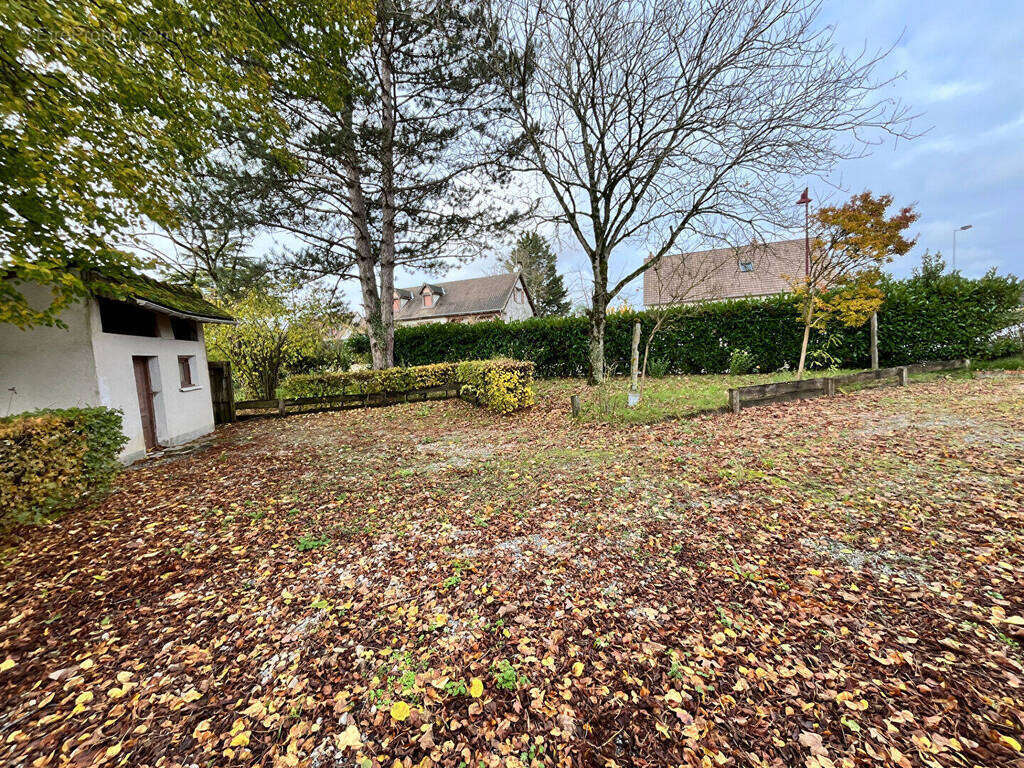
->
(797, 188), (811, 277)
(952, 224), (972, 270)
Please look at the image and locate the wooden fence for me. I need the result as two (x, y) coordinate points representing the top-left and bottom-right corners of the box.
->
(728, 358), (970, 414)
(234, 384), (462, 420)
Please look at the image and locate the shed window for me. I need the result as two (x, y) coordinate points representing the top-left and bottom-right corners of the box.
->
(738, 259), (754, 273)
(98, 298), (158, 337)
(171, 317), (198, 341)
(178, 356), (195, 387)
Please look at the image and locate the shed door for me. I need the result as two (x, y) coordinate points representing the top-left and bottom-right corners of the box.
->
(132, 356), (158, 451)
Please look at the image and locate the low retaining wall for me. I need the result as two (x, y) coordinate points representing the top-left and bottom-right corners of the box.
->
(728, 359), (970, 414)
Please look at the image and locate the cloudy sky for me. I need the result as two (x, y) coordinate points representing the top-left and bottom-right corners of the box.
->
(291, 1), (1024, 310)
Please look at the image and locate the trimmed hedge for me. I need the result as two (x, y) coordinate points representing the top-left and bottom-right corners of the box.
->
(455, 360), (535, 414)
(0, 407), (127, 527)
(350, 270), (1022, 377)
(279, 359), (535, 413)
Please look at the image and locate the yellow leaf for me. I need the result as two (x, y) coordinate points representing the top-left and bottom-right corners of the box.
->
(105, 744), (122, 759)
(180, 688), (203, 703)
(336, 724), (363, 750)
(1004, 616), (1024, 626)
(230, 730), (251, 748)
(469, 678), (484, 698)
(0, 659), (15, 673)
(390, 701), (411, 721)
(75, 691), (94, 706)
(664, 689), (683, 705)
(116, 671), (131, 684)
(107, 687), (125, 699)
(1001, 735), (1022, 752)
(571, 662), (584, 677)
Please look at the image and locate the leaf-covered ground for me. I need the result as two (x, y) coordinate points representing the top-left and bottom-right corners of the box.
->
(2, 373), (1023, 768)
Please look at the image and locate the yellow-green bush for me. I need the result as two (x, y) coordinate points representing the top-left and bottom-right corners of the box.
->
(279, 359), (534, 413)
(0, 408), (127, 527)
(455, 359), (535, 414)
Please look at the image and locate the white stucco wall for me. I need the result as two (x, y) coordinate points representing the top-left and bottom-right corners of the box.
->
(1, 285), (217, 463)
(0, 285), (101, 415)
(501, 276), (535, 321)
(88, 303), (215, 462)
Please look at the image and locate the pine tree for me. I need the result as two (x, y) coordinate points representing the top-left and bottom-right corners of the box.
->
(500, 233), (570, 316)
(244, 0), (522, 368)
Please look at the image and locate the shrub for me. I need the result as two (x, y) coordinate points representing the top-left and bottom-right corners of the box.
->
(279, 359), (534, 413)
(728, 348), (755, 375)
(0, 407), (127, 527)
(349, 269), (1021, 377)
(280, 362), (459, 398)
(455, 359), (535, 414)
(647, 358), (671, 378)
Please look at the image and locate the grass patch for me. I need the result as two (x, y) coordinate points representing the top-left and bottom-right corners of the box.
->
(541, 370), (851, 424)
(972, 354), (1024, 371)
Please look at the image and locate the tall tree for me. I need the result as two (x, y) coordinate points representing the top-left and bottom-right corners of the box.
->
(792, 191), (918, 378)
(485, 0), (915, 382)
(131, 166), (273, 301)
(254, 0), (522, 369)
(0, 0), (373, 327)
(499, 233), (570, 315)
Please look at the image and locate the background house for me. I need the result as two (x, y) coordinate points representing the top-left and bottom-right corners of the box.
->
(644, 239), (807, 307)
(394, 272), (535, 326)
(0, 274), (233, 462)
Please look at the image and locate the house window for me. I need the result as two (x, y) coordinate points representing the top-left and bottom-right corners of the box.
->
(178, 356), (195, 388)
(98, 298), (158, 337)
(738, 259), (754, 273)
(514, 287), (524, 303)
(423, 293), (433, 308)
(171, 317), (198, 341)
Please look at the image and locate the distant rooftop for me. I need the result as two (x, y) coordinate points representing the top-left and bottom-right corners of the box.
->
(644, 239), (807, 305)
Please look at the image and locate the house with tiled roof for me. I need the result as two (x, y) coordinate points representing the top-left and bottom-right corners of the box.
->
(393, 272), (535, 326)
(0, 269), (234, 462)
(644, 239), (808, 307)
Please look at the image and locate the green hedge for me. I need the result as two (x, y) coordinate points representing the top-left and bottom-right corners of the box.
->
(349, 270), (1022, 377)
(0, 407), (127, 527)
(280, 359), (535, 413)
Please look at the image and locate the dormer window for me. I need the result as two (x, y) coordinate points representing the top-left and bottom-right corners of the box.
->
(423, 292), (433, 308)
(738, 259), (754, 273)
(393, 298), (400, 312)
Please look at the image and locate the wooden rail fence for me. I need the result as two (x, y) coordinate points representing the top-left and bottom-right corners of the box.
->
(728, 358), (970, 414)
(233, 385), (462, 420)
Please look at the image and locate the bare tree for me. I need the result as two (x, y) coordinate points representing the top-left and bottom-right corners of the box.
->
(485, 0), (914, 382)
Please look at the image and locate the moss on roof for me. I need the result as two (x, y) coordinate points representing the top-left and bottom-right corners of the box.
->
(92, 269), (234, 322)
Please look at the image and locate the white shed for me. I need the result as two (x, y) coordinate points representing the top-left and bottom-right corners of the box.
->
(0, 274), (234, 463)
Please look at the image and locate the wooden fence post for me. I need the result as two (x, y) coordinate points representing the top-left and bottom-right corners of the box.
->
(277, 398), (286, 416)
(570, 395), (581, 418)
(628, 321), (641, 407)
(870, 311), (879, 370)
(825, 377), (836, 397)
(897, 367), (908, 386)
(728, 389), (741, 414)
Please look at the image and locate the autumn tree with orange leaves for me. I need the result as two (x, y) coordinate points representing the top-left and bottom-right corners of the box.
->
(792, 192), (918, 378)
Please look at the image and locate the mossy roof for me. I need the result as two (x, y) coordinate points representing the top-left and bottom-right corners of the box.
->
(92, 270), (234, 323)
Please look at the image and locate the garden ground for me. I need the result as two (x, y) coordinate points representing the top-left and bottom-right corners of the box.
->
(1, 371), (1023, 767)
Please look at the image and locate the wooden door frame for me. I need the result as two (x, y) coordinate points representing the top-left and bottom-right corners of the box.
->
(132, 356), (159, 451)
